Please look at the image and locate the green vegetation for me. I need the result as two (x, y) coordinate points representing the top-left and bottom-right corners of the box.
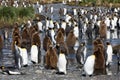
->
(0, 6), (34, 27)
(0, 0), (119, 27)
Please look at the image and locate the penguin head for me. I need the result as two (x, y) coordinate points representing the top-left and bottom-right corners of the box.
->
(0, 66), (5, 70)
(59, 45), (66, 54)
(106, 42), (110, 46)
(49, 44), (53, 49)
(80, 42), (85, 47)
(56, 43), (60, 49)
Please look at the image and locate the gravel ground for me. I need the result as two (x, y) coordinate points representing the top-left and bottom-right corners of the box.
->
(0, 3), (120, 80)
(0, 62), (120, 80)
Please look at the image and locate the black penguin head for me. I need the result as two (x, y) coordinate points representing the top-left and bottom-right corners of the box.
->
(0, 66), (5, 71)
(106, 42), (110, 45)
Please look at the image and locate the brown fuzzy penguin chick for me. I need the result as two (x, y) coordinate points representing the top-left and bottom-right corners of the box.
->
(99, 20), (107, 40)
(31, 32), (41, 63)
(45, 45), (58, 69)
(43, 35), (52, 51)
(31, 32), (41, 48)
(55, 30), (64, 45)
(57, 28), (65, 36)
(66, 30), (76, 48)
(94, 45), (105, 70)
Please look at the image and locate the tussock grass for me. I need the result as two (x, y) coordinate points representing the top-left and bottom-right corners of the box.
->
(0, 6), (34, 28)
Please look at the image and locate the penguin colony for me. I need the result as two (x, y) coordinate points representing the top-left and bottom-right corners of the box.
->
(0, 3), (120, 76)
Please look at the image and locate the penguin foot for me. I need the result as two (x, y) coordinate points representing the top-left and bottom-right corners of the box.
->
(82, 73), (86, 77)
(56, 72), (65, 75)
(31, 61), (36, 64)
(89, 75), (92, 77)
(23, 65), (28, 67)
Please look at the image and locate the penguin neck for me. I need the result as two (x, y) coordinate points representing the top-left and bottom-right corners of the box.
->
(21, 48), (26, 51)
(59, 53), (65, 56)
(91, 55), (96, 59)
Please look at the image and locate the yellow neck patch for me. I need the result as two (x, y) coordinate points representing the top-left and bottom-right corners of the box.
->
(21, 48), (26, 51)
(60, 53), (65, 56)
(91, 55), (95, 59)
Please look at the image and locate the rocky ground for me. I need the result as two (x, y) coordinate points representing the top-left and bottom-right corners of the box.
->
(0, 64), (120, 80)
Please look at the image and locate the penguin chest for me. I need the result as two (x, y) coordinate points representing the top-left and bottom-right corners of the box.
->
(74, 40), (79, 51)
(74, 27), (79, 38)
(107, 46), (113, 56)
(106, 46), (113, 63)
(57, 54), (67, 73)
(20, 48), (28, 65)
(84, 55), (95, 75)
(31, 45), (38, 63)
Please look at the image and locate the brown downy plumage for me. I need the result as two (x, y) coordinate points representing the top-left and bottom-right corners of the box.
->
(45, 45), (58, 69)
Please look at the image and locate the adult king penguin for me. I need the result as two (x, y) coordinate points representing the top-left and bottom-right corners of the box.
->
(76, 42), (87, 66)
(106, 42), (113, 67)
(57, 46), (67, 75)
(17, 42), (28, 67)
(83, 55), (96, 77)
(30, 44), (38, 64)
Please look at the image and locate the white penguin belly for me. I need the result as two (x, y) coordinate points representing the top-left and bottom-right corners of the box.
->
(106, 46), (113, 65)
(20, 48), (28, 65)
(84, 55), (95, 75)
(31, 45), (38, 63)
(57, 54), (67, 74)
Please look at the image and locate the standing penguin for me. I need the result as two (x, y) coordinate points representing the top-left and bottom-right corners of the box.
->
(73, 25), (79, 39)
(30, 44), (38, 64)
(31, 32), (41, 63)
(17, 42), (28, 67)
(14, 42), (22, 69)
(76, 42), (87, 65)
(93, 44), (106, 75)
(106, 42), (113, 67)
(83, 55), (96, 77)
(57, 46), (67, 74)
(66, 30), (76, 66)
(99, 20), (107, 40)
(50, 28), (56, 44)
(55, 30), (65, 45)
(43, 34), (52, 52)
(45, 45), (58, 69)
(12, 35), (22, 69)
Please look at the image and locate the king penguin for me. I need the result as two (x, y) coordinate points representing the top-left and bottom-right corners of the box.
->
(83, 55), (96, 76)
(30, 45), (38, 64)
(106, 42), (113, 67)
(17, 42), (28, 67)
(57, 52), (67, 75)
(14, 41), (23, 69)
(0, 66), (25, 75)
